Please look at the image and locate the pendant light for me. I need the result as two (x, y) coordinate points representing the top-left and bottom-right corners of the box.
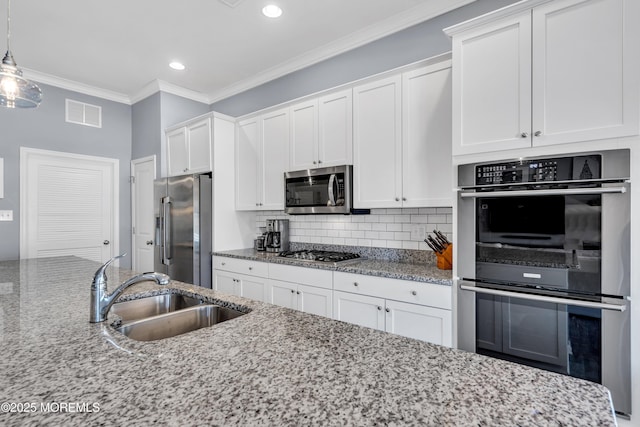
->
(0, 0), (41, 108)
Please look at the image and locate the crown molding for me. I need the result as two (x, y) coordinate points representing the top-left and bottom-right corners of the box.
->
(207, 0), (476, 103)
(130, 79), (210, 105)
(22, 68), (131, 104)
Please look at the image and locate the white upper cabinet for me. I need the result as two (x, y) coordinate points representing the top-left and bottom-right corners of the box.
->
(447, 0), (639, 156)
(236, 109), (289, 210)
(353, 60), (453, 209)
(353, 75), (403, 209)
(318, 89), (353, 167)
(166, 116), (213, 176)
(402, 62), (453, 207)
(289, 88), (353, 171)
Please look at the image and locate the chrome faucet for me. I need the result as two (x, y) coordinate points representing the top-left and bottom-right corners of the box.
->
(90, 254), (170, 323)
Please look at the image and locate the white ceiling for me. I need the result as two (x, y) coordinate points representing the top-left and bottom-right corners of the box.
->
(5, 0), (471, 104)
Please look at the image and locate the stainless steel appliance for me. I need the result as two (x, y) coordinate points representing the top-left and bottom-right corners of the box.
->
(285, 165), (352, 214)
(154, 174), (212, 288)
(264, 219), (289, 253)
(278, 249), (360, 265)
(456, 149), (631, 417)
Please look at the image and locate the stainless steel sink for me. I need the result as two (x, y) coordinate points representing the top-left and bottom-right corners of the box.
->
(112, 293), (204, 323)
(115, 304), (245, 341)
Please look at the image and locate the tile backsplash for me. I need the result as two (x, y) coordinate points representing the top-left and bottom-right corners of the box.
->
(254, 207), (452, 251)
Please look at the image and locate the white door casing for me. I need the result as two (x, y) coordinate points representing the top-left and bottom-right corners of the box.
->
(20, 147), (119, 263)
(131, 155), (156, 273)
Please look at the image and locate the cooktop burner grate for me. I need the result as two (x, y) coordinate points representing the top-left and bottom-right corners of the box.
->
(278, 250), (361, 264)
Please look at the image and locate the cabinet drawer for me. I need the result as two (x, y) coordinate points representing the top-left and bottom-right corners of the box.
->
(268, 263), (333, 290)
(212, 256), (269, 277)
(333, 272), (451, 310)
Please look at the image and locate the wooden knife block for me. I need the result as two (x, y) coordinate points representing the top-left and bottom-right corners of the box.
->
(436, 244), (453, 270)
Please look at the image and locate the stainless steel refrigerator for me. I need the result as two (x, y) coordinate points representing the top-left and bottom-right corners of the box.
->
(154, 173), (212, 288)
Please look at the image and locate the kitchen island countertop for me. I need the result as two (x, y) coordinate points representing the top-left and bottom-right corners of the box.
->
(0, 257), (615, 426)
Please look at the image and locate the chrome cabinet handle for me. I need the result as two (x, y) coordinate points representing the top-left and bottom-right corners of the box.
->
(248, 267), (253, 271)
(146, 240), (153, 245)
(103, 240), (110, 245)
(377, 306), (382, 311)
(395, 197), (400, 202)
(521, 132), (528, 138)
(385, 308), (390, 313)
(353, 282), (358, 287)
(534, 131), (542, 137)
(296, 291), (300, 295)
(411, 290), (417, 296)
(402, 197), (407, 201)
(318, 160), (322, 164)
(313, 161), (317, 165)
(290, 289), (295, 294)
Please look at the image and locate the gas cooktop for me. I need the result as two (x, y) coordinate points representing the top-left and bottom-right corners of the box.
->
(278, 250), (361, 265)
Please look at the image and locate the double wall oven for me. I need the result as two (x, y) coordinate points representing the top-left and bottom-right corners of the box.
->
(456, 149), (631, 417)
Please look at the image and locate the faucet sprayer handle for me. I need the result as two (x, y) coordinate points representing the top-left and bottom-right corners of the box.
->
(92, 253), (127, 288)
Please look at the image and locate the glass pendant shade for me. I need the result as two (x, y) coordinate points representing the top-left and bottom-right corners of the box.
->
(0, 51), (42, 108)
(1, 0), (41, 109)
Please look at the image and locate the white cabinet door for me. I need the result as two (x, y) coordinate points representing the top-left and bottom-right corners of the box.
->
(236, 117), (260, 210)
(353, 75), (402, 208)
(187, 117), (212, 173)
(214, 271), (240, 296)
(451, 12), (532, 155)
(289, 100), (318, 170)
(166, 127), (189, 176)
(385, 299), (452, 347)
(298, 284), (332, 318)
(318, 89), (353, 167)
(333, 291), (385, 331)
(240, 275), (269, 303)
(261, 108), (289, 210)
(267, 279), (298, 310)
(531, 0), (639, 146)
(402, 63), (453, 208)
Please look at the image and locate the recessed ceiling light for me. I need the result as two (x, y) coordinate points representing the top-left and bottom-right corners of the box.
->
(262, 4), (282, 18)
(169, 62), (186, 71)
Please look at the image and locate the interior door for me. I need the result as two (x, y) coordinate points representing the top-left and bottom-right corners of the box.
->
(20, 148), (118, 263)
(131, 156), (156, 272)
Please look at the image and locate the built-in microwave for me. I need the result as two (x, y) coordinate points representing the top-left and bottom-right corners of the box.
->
(284, 165), (352, 214)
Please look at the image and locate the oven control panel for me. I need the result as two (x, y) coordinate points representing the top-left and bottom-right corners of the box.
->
(475, 155), (601, 186)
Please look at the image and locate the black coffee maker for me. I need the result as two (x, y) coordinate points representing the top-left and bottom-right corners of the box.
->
(264, 219), (289, 253)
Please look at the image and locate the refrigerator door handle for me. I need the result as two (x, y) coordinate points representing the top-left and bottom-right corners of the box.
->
(162, 196), (172, 265)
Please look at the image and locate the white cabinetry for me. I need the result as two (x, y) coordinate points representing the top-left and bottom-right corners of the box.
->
(166, 116), (212, 176)
(267, 263), (333, 318)
(212, 256), (269, 302)
(447, 0), (639, 156)
(289, 89), (353, 171)
(353, 61), (453, 208)
(235, 108), (289, 210)
(333, 272), (452, 346)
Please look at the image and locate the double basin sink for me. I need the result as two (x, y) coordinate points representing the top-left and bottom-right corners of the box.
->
(112, 293), (245, 341)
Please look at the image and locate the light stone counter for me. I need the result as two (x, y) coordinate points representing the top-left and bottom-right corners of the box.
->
(0, 257), (616, 426)
(212, 248), (453, 285)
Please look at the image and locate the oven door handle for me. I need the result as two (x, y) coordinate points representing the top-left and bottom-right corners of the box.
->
(459, 281), (628, 312)
(459, 186), (626, 198)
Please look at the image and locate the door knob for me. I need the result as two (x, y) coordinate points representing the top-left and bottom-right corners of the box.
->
(146, 240), (153, 245)
(103, 240), (110, 245)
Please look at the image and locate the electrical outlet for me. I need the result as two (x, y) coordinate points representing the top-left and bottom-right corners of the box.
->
(411, 225), (425, 240)
(0, 210), (14, 221)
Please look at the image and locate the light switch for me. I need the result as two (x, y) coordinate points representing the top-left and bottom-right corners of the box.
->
(0, 210), (13, 221)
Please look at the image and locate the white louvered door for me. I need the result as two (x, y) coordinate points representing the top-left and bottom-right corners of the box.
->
(20, 148), (119, 263)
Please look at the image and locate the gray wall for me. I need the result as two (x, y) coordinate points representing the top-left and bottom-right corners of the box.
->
(132, 92), (209, 177)
(0, 83), (133, 265)
(210, 0), (519, 116)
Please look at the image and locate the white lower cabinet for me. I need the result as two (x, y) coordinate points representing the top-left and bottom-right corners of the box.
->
(267, 263), (333, 318)
(268, 279), (333, 318)
(333, 272), (452, 347)
(213, 256), (269, 302)
(213, 256), (452, 346)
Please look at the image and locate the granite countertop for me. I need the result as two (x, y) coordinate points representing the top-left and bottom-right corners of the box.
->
(212, 248), (454, 286)
(0, 257), (615, 426)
